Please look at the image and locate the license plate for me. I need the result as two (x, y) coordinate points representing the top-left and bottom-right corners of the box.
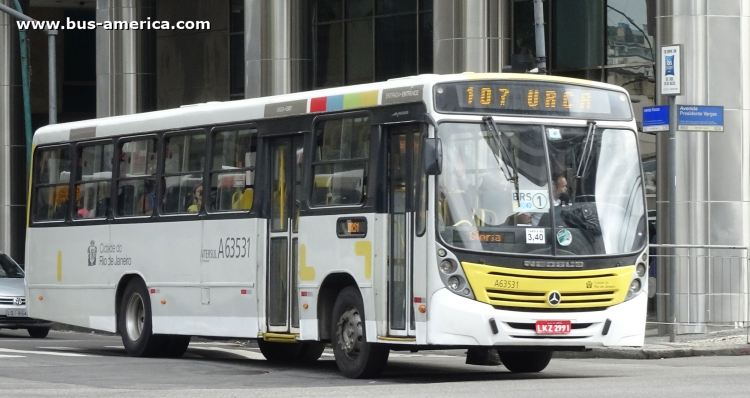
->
(535, 320), (571, 334)
(5, 309), (28, 317)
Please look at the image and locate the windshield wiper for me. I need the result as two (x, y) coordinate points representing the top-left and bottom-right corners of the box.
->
(482, 116), (520, 204)
(575, 121), (597, 180)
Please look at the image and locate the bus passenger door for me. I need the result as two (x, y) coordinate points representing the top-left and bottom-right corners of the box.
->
(266, 135), (305, 334)
(387, 125), (425, 337)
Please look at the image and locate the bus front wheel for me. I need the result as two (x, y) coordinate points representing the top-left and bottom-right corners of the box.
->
(331, 286), (389, 379)
(497, 351), (553, 373)
(118, 280), (162, 357)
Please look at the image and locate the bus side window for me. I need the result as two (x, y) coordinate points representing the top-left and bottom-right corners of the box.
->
(209, 127), (256, 212)
(162, 132), (206, 214)
(32, 146), (72, 222)
(116, 137), (158, 217)
(310, 116), (370, 207)
(74, 142), (113, 219)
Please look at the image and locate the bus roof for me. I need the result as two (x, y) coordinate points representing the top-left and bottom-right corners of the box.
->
(32, 73), (629, 146)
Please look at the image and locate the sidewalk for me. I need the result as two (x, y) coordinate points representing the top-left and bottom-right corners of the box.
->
(556, 327), (750, 359)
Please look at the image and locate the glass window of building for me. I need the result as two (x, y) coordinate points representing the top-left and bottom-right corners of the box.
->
(230, 0), (245, 100)
(313, 0), (433, 88)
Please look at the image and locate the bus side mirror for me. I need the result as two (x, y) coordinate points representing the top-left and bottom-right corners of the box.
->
(423, 137), (442, 175)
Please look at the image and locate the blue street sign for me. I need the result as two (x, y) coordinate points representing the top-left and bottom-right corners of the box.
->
(677, 105), (724, 131)
(642, 105), (670, 132)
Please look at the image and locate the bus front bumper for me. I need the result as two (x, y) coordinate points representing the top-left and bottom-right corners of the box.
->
(427, 288), (647, 347)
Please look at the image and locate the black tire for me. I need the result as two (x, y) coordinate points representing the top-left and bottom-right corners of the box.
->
(497, 351), (553, 373)
(161, 335), (191, 358)
(331, 286), (389, 379)
(258, 339), (302, 362)
(118, 279), (163, 357)
(27, 327), (50, 338)
(296, 341), (326, 363)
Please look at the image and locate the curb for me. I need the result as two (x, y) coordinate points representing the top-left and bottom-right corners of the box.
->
(555, 345), (750, 360)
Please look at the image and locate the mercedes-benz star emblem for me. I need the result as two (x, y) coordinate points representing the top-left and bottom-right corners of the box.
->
(13, 297), (23, 306)
(547, 291), (561, 306)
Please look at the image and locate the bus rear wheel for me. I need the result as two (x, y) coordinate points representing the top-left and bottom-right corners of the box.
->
(118, 280), (162, 357)
(331, 286), (389, 379)
(497, 351), (553, 373)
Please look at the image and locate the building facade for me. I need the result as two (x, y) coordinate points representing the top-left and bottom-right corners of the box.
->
(1, 0), (747, 327)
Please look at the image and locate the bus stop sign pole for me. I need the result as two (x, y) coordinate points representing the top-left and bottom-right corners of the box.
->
(660, 44), (682, 342)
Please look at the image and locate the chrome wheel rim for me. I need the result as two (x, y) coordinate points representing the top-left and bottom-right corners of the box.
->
(337, 306), (363, 360)
(125, 293), (145, 341)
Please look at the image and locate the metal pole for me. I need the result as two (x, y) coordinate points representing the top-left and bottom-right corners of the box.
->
(12, 0), (32, 173)
(0, 3), (57, 125)
(668, 95), (677, 341)
(0, 2), (27, 21)
(532, 0), (547, 73)
(48, 30), (57, 124)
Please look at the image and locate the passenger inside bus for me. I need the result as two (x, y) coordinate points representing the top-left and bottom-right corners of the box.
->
(76, 189), (95, 218)
(188, 185), (202, 212)
(128, 179), (156, 216)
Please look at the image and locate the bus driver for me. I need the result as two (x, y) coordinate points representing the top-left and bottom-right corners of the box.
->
(515, 173), (567, 226)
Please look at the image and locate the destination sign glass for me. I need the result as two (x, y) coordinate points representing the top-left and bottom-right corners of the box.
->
(434, 81), (632, 120)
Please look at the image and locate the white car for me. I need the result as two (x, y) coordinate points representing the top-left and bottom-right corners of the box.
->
(0, 251), (52, 338)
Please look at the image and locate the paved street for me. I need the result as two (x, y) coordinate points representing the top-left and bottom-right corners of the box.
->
(0, 329), (749, 397)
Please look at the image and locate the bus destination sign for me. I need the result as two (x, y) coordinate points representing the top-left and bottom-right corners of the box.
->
(434, 81), (632, 120)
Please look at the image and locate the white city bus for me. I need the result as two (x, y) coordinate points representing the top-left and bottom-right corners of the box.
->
(26, 73), (649, 378)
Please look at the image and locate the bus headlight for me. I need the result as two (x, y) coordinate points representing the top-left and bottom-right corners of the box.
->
(636, 263), (647, 277)
(447, 276), (462, 291)
(629, 279), (642, 294)
(439, 260), (457, 275)
(435, 244), (475, 300)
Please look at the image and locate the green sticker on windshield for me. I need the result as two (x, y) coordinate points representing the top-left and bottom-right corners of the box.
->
(547, 128), (562, 140)
(557, 229), (572, 246)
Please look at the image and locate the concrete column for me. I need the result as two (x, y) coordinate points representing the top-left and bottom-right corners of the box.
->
(245, 0), (310, 98)
(433, 0), (511, 74)
(96, 0), (155, 117)
(0, 0), (26, 262)
(656, 0), (750, 332)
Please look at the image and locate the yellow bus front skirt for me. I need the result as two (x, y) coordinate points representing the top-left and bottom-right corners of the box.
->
(462, 262), (634, 310)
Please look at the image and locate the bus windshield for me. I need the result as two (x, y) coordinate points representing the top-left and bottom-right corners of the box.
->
(437, 122), (648, 256)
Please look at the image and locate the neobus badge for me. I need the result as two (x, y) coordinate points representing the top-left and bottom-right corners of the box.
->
(524, 260), (584, 268)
